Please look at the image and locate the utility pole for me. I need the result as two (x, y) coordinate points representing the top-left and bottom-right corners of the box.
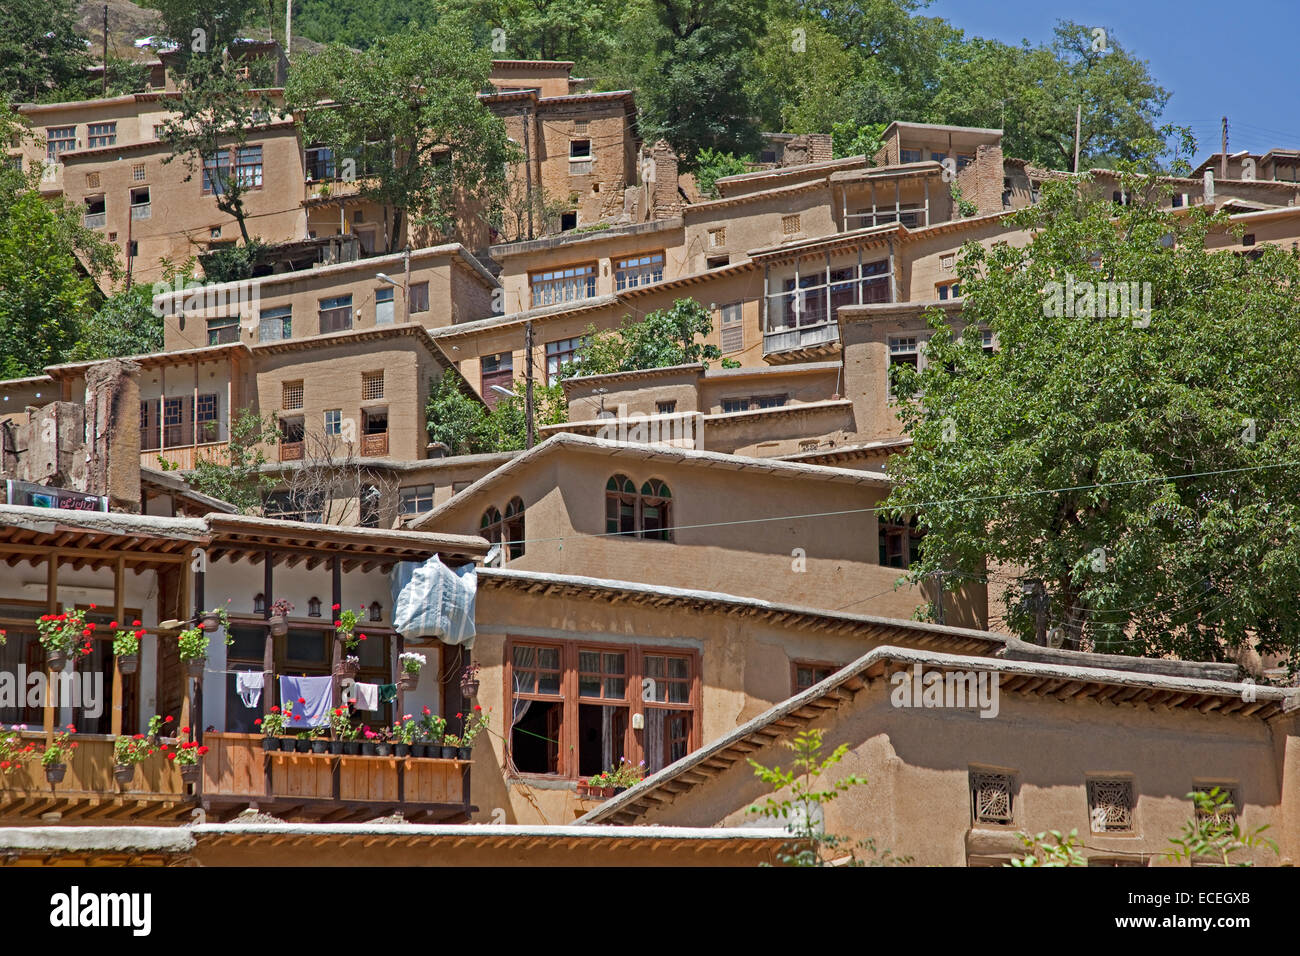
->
(931, 571), (946, 626)
(285, 0), (293, 58)
(1221, 116), (1229, 180)
(522, 105), (535, 240)
(402, 247), (411, 323)
(102, 5), (109, 96)
(524, 320), (535, 449)
(1073, 104), (1081, 173)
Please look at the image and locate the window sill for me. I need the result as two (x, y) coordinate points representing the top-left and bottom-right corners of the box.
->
(505, 774), (579, 791)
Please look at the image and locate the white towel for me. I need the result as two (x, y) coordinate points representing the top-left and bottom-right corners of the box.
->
(351, 681), (379, 711)
(236, 671), (264, 709)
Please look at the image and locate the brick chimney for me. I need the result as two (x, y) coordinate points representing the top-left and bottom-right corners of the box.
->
(955, 144), (1007, 217)
(650, 141), (683, 220)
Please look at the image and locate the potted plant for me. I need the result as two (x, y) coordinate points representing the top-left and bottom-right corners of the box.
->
(608, 757), (645, 794)
(146, 713), (173, 747)
(0, 725), (36, 776)
(391, 715), (418, 757)
(582, 771), (614, 798)
(460, 661), (480, 699)
(112, 732), (156, 786)
(309, 724), (329, 754)
(334, 654), (360, 679)
(176, 625), (208, 678)
(41, 725), (77, 785)
(334, 605), (364, 653)
(416, 707), (445, 758)
(455, 705), (489, 760)
(111, 619), (145, 675)
(359, 725), (379, 756)
(199, 601), (231, 634)
(329, 707), (352, 755)
(169, 726), (208, 784)
(36, 608), (96, 671)
(374, 725), (393, 758)
(268, 599), (294, 637)
(439, 733), (459, 760)
(397, 652), (425, 691)
(254, 705), (287, 751)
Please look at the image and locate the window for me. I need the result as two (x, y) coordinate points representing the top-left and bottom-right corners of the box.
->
(573, 120), (589, 136)
(162, 396), (186, 447)
(304, 145), (335, 181)
(640, 479), (672, 540)
(481, 352), (514, 409)
(936, 281), (961, 300)
(83, 195), (106, 228)
(1171, 193), (1184, 208)
(782, 214), (801, 235)
(362, 371), (384, 401)
(970, 770), (1015, 825)
(281, 380), (303, 410)
(722, 395), (786, 413)
(1193, 785), (1239, 827)
(900, 148), (922, 164)
(253, 593), (266, 615)
(139, 400), (160, 451)
(956, 154), (974, 170)
(888, 335), (921, 394)
(560, 211), (577, 231)
(706, 255), (729, 269)
(569, 139), (592, 174)
(264, 490), (323, 523)
(319, 294), (352, 334)
(130, 186), (150, 220)
(409, 281), (429, 313)
(930, 151), (945, 163)
(195, 393), (219, 442)
(614, 252), (664, 290)
(480, 506), (503, 546)
(530, 264), (595, 308)
(235, 145), (262, 188)
(940, 253), (955, 272)
(604, 474), (673, 541)
(605, 475), (637, 537)
(504, 497), (525, 560)
(507, 640), (698, 777)
(720, 302), (744, 354)
(656, 401), (677, 415)
(770, 260), (889, 331)
(207, 316), (239, 345)
(203, 145), (262, 194)
(708, 227), (726, 248)
(754, 394), (787, 409)
(1087, 778), (1135, 833)
(722, 398), (747, 414)
(324, 409), (342, 436)
(259, 306), (291, 342)
(399, 484), (435, 516)
(46, 126), (76, 161)
(793, 661), (837, 693)
(88, 122), (116, 148)
(85, 171), (100, 189)
(375, 286), (394, 325)
(202, 151), (229, 194)
(879, 517), (924, 568)
(545, 337), (583, 384)
(980, 329), (995, 355)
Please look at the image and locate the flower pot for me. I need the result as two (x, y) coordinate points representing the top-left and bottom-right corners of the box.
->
(394, 743), (410, 758)
(361, 741), (377, 756)
(612, 787), (628, 795)
(269, 614), (288, 637)
(440, 745), (457, 760)
(460, 678), (480, 698)
(44, 763), (67, 785)
(46, 650), (67, 671)
(113, 764), (134, 786)
(261, 736), (279, 752)
(329, 740), (344, 755)
(414, 743), (434, 758)
(180, 763), (199, 784)
(457, 747), (472, 760)
(343, 740), (360, 755)
(295, 738), (311, 753)
(200, 612), (221, 632)
(117, 653), (139, 676)
(333, 659), (360, 679)
(398, 670), (419, 692)
(375, 742), (392, 757)
(185, 657), (206, 679)
(311, 739), (328, 754)
(280, 736), (298, 752)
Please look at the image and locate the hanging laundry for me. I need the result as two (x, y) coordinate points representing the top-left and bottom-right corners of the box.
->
(235, 671), (264, 709)
(390, 555), (477, 647)
(279, 675), (333, 728)
(351, 682), (380, 711)
(378, 683), (398, 704)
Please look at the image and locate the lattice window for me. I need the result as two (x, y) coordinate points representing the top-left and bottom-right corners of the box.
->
(1194, 785), (1239, 826)
(709, 227), (726, 248)
(362, 371), (384, 401)
(782, 214), (801, 235)
(970, 771), (1014, 824)
(282, 381), (303, 410)
(940, 253), (955, 272)
(85, 171), (100, 188)
(574, 120), (589, 136)
(1088, 779), (1135, 832)
(132, 163), (146, 181)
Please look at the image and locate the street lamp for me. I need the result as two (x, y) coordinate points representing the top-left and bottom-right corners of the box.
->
(375, 271), (408, 322)
(489, 385), (519, 400)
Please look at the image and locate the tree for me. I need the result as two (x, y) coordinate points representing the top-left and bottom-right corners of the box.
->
(831, 121), (886, 161)
(69, 286), (165, 361)
(566, 299), (726, 377)
(146, 0), (262, 54)
(747, 728), (906, 866)
(426, 373), (489, 457)
(188, 409), (280, 514)
(286, 27), (519, 252)
(884, 173), (1300, 663)
(426, 373), (567, 455)
(0, 0), (92, 103)
(1166, 788), (1278, 867)
(692, 149), (749, 200)
(158, 56), (278, 246)
(281, 430), (402, 527)
(1007, 829), (1087, 867)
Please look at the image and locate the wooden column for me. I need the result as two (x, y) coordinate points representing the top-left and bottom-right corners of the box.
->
(43, 555), (57, 743)
(330, 556), (342, 710)
(193, 559), (204, 743)
(178, 553), (192, 737)
(111, 555), (125, 736)
(262, 550), (274, 799)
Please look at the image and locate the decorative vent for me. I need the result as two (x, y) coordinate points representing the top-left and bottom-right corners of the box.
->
(940, 253), (955, 271)
(709, 227), (726, 248)
(1088, 778), (1135, 832)
(85, 172), (100, 188)
(132, 163), (146, 182)
(282, 381), (304, 410)
(1194, 785), (1239, 826)
(362, 371), (384, 401)
(782, 214), (801, 235)
(970, 771), (1014, 824)
(574, 120), (589, 135)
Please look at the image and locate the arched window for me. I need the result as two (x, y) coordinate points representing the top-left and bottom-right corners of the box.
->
(504, 497), (525, 560)
(253, 593), (266, 615)
(369, 601), (382, 622)
(605, 475), (637, 537)
(307, 597), (322, 618)
(640, 479), (672, 541)
(480, 506), (503, 546)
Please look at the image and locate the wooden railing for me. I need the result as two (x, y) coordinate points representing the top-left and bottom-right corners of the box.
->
(141, 442), (229, 472)
(200, 733), (471, 822)
(361, 432), (388, 457)
(279, 440), (304, 462)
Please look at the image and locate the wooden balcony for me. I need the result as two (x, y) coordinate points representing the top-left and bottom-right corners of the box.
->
(141, 441), (229, 472)
(0, 733), (191, 823)
(279, 440), (304, 462)
(199, 733), (473, 822)
(361, 432), (388, 457)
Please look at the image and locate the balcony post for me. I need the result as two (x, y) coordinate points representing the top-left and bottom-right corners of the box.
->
(193, 551), (204, 744)
(262, 549), (274, 798)
(761, 265), (769, 334)
(331, 556), (342, 711)
(111, 555), (124, 736)
(43, 554), (57, 743)
(924, 178), (931, 227)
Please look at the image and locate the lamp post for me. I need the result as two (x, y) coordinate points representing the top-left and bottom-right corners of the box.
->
(375, 249), (411, 322)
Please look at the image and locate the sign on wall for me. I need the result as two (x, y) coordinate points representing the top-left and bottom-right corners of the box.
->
(5, 479), (108, 512)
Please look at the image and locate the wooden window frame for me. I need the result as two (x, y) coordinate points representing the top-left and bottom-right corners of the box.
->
(503, 637), (701, 781)
(791, 659), (839, 695)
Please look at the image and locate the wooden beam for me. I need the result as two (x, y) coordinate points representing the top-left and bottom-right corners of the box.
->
(111, 555), (125, 736)
(44, 555), (57, 743)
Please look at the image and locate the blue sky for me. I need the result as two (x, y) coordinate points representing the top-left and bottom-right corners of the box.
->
(925, 0), (1300, 161)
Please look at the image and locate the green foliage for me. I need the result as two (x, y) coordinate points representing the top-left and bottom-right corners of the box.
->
(198, 238), (269, 283)
(949, 183), (977, 218)
(693, 149), (749, 200)
(747, 728), (906, 867)
(566, 299), (722, 377)
(286, 27), (519, 250)
(69, 285), (165, 361)
(1166, 788), (1278, 867)
(142, 0), (262, 53)
(884, 174), (1300, 662)
(831, 122), (887, 161)
(426, 373), (567, 455)
(1007, 829), (1087, 867)
(0, 0), (93, 103)
(187, 409), (281, 513)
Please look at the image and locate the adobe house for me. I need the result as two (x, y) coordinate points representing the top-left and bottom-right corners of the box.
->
(580, 644), (1300, 867)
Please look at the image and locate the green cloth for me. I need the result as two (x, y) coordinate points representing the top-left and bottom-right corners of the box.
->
(378, 683), (398, 703)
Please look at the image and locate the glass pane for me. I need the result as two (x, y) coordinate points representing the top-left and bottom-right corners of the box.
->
(537, 672), (561, 695)
(667, 656), (688, 679)
(604, 677), (625, 698)
(513, 646), (535, 668)
(645, 656), (664, 678)
(604, 653), (625, 673)
(578, 674), (601, 697)
(578, 651), (599, 673)
(286, 629), (325, 663)
(537, 647), (560, 669)
(514, 669), (536, 693)
(667, 681), (689, 703)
